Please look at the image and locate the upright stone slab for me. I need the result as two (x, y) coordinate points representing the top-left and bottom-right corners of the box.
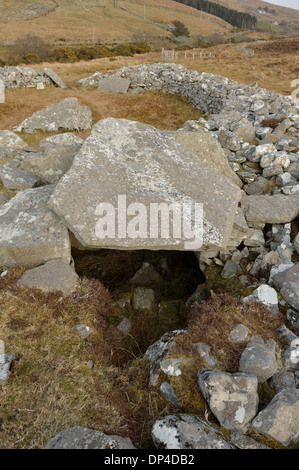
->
(13, 98), (92, 133)
(97, 76), (131, 93)
(43, 67), (67, 89)
(0, 186), (71, 268)
(49, 118), (242, 251)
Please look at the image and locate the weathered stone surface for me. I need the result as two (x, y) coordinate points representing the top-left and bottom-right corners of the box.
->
(244, 285), (278, 313)
(0, 186), (71, 268)
(160, 382), (179, 407)
(97, 76), (131, 93)
(230, 431), (270, 449)
(252, 389), (299, 446)
(20, 146), (80, 184)
(130, 262), (162, 286)
(0, 194), (9, 206)
(17, 259), (78, 295)
(152, 415), (232, 449)
(45, 426), (136, 449)
(144, 329), (187, 385)
(0, 165), (41, 190)
(198, 369), (259, 432)
(238, 335), (278, 383)
(73, 324), (93, 338)
(0, 353), (16, 384)
(0, 130), (28, 152)
(49, 119), (242, 252)
(229, 324), (249, 343)
(193, 342), (217, 367)
(241, 194), (299, 224)
(270, 371), (296, 394)
(132, 287), (155, 311)
(43, 67), (67, 89)
(39, 132), (84, 150)
(173, 132), (242, 188)
(272, 263), (299, 311)
(13, 98), (92, 133)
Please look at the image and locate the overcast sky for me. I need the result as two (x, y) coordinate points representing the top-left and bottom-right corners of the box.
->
(265, 0), (299, 10)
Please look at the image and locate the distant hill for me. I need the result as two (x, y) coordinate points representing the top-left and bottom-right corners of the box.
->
(0, 0), (233, 44)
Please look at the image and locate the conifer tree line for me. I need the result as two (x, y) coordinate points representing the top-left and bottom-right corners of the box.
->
(173, 0), (258, 30)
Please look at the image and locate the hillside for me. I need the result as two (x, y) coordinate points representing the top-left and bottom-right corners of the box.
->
(218, 0), (299, 23)
(0, 0), (233, 44)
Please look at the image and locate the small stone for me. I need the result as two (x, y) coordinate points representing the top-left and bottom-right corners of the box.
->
(73, 324), (93, 339)
(270, 371), (296, 394)
(132, 287), (155, 312)
(239, 335), (278, 383)
(160, 382), (179, 407)
(193, 342), (217, 367)
(229, 324), (249, 343)
(116, 317), (132, 336)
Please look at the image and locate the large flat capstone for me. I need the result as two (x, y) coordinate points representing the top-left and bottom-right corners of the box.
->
(49, 118), (242, 251)
(0, 185), (71, 268)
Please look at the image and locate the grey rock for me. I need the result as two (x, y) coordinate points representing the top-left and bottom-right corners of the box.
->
(97, 76), (131, 93)
(144, 329), (187, 386)
(272, 263), (299, 310)
(130, 262), (162, 286)
(43, 67), (67, 89)
(0, 130), (28, 152)
(160, 358), (185, 377)
(221, 259), (239, 279)
(238, 335), (278, 383)
(0, 165), (41, 190)
(17, 259), (78, 295)
(270, 371), (296, 394)
(173, 131), (242, 188)
(45, 426), (136, 449)
(229, 324), (249, 343)
(198, 369), (259, 432)
(152, 414), (232, 449)
(193, 342), (217, 367)
(0, 186), (71, 268)
(73, 324), (93, 339)
(241, 194), (299, 224)
(39, 133), (84, 150)
(252, 389), (299, 446)
(117, 317), (132, 336)
(0, 352), (16, 383)
(132, 287), (155, 312)
(13, 98), (92, 133)
(230, 431), (270, 449)
(160, 382), (179, 407)
(243, 177), (269, 196)
(244, 285), (278, 313)
(0, 193), (9, 206)
(49, 118), (242, 252)
(243, 229), (265, 247)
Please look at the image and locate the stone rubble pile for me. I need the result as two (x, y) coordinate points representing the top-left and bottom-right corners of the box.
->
(0, 66), (67, 89)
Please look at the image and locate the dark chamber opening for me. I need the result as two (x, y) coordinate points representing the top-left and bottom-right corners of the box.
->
(72, 248), (205, 301)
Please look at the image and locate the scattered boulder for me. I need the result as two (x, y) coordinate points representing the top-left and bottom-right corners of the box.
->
(0, 130), (28, 153)
(0, 165), (41, 191)
(45, 426), (136, 449)
(17, 259), (78, 295)
(13, 98), (92, 133)
(152, 414), (232, 449)
(252, 389), (299, 446)
(238, 335), (278, 383)
(0, 186), (71, 268)
(270, 371), (296, 394)
(271, 263), (299, 311)
(197, 369), (259, 432)
(229, 324), (249, 343)
(241, 194), (299, 225)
